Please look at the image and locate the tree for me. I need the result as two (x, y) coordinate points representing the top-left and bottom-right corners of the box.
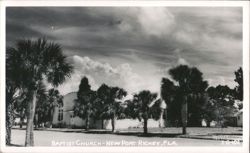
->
(198, 93), (214, 127)
(207, 85), (237, 127)
(160, 78), (179, 126)
(166, 65), (208, 134)
(187, 92), (209, 127)
(14, 92), (28, 129)
(47, 89), (63, 127)
(95, 84), (109, 128)
(33, 82), (48, 128)
(35, 88), (63, 128)
(234, 67), (243, 109)
(12, 81), (48, 129)
(106, 87), (127, 132)
(128, 90), (161, 134)
(74, 77), (97, 131)
(6, 38), (73, 146)
(97, 84), (127, 132)
(6, 42), (29, 144)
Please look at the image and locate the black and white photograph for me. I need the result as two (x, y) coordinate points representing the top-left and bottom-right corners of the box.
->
(0, 1), (249, 153)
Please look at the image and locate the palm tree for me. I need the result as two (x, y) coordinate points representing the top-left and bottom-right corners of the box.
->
(108, 87), (127, 132)
(6, 42), (29, 144)
(34, 87), (63, 128)
(7, 38), (73, 146)
(97, 84), (127, 132)
(168, 65), (208, 134)
(130, 90), (160, 134)
(47, 89), (63, 128)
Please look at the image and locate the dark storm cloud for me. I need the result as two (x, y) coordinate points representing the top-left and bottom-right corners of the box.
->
(6, 23), (40, 44)
(6, 7), (179, 61)
(6, 7), (243, 92)
(6, 7), (121, 47)
(6, 7), (120, 28)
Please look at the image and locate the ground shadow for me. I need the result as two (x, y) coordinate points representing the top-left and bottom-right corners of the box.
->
(7, 143), (24, 147)
(115, 132), (182, 138)
(208, 133), (242, 136)
(83, 130), (182, 138)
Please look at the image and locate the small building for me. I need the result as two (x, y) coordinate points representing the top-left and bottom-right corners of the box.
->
(225, 110), (243, 127)
(206, 110), (243, 127)
(52, 92), (102, 129)
(235, 110), (243, 127)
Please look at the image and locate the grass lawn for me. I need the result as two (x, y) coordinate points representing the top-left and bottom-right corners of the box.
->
(9, 127), (242, 147)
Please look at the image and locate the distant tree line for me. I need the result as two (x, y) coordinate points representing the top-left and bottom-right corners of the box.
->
(73, 76), (162, 134)
(6, 38), (243, 146)
(161, 65), (243, 131)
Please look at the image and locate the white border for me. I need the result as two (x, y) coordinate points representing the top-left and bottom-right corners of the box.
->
(0, 1), (249, 153)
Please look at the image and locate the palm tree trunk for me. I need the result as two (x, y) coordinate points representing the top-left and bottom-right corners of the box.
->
(143, 118), (148, 134)
(34, 114), (38, 129)
(101, 119), (104, 129)
(111, 116), (115, 132)
(20, 110), (24, 128)
(25, 90), (37, 146)
(30, 123), (34, 146)
(85, 113), (90, 131)
(181, 99), (188, 135)
(6, 102), (13, 145)
(159, 108), (164, 128)
(207, 120), (211, 127)
(6, 116), (12, 145)
(6, 91), (14, 145)
(50, 108), (55, 128)
(164, 109), (168, 127)
(6, 125), (11, 145)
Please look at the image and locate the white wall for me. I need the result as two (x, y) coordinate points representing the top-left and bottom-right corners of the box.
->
(63, 92), (77, 111)
(52, 92), (77, 127)
(52, 106), (59, 125)
(103, 119), (160, 130)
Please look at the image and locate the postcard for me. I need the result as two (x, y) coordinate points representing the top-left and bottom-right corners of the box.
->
(0, 1), (249, 153)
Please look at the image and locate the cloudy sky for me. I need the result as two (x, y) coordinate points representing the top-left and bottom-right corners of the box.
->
(6, 7), (242, 95)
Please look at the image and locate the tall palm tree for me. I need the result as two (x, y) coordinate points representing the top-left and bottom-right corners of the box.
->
(108, 87), (127, 132)
(131, 90), (160, 134)
(168, 65), (208, 134)
(7, 38), (73, 146)
(97, 84), (127, 132)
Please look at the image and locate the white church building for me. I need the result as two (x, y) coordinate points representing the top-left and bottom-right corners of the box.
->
(52, 92), (167, 129)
